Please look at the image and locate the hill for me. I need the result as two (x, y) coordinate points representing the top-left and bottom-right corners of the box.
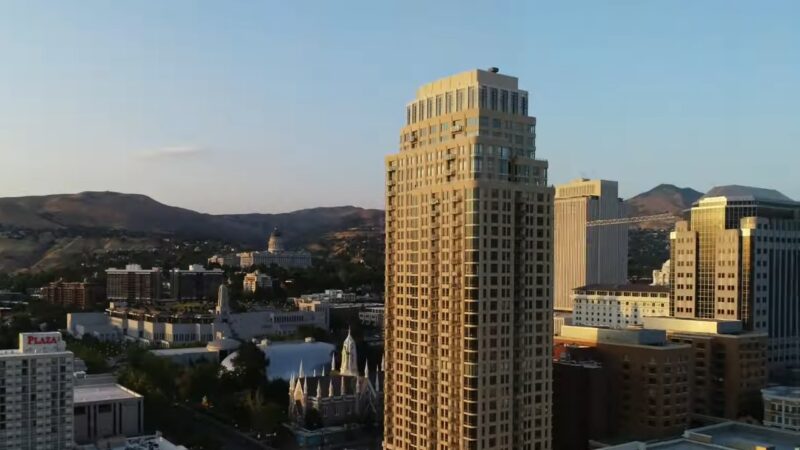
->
(0, 192), (383, 273)
(624, 184), (703, 229)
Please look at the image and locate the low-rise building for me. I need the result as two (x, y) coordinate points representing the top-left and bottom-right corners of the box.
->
(106, 264), (162, 303)
(67, 285), (329, 346)
(762, 386), (800, 432)
(556, 325), (692, 441)
(358, 306), (384, 328)
(76, 433), (189, 450)
(243, 271), (272, 293)
(74, 374), (144, 444)
(643, 316), (767, 420)
(168, 265), (224, 301)
(0, 332), (74, 449)
(41, 279), (106, 310)
(603, 421), (800, 449)
(651, 260), (670, 286)
(572, 284), (670, 329)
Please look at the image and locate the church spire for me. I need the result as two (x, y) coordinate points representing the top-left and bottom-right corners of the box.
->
(340, 328), (358, 376)
(329, 378), (335, 398)
(298, 360), (305, 379)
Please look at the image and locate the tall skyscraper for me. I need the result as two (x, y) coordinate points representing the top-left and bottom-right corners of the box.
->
(553, 179), (627, 312)
(384, 68), (553, 450)
(671, 185), (800, 372)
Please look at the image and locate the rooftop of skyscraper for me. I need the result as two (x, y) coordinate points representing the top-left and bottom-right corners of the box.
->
(698, 185), (797, 205)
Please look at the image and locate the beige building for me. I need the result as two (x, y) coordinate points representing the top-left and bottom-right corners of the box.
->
(670, 185), (800, 372)
(572, 284), (670, 328)
(762, 386), (800, 432)
(554, 179), (627, 312)
(384, 68), (553, 450)
(243, 271), (272, 293)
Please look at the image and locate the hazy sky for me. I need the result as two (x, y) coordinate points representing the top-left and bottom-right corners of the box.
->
(1, 1), (798, 214)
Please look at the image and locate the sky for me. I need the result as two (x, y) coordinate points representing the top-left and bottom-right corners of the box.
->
(0, 1), (798, 214)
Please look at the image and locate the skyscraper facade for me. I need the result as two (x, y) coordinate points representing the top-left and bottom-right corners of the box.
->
(385, 68), (553, 450)
(671, 185), (800, 372)
(554, 179), (627, 312)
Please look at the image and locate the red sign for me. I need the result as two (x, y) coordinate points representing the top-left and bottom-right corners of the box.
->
(27, 335), (58, 345)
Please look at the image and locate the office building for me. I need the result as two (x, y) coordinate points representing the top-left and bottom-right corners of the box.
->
(41, 279), (106, 310)
(556, 326), (691, 441)
(670, 185), (800, 372)
(105, 264), (162, 303)
(572, 284), (670, 328)
(0, 332), (74, 449)
(643, 316), (767, 419)
(243, 270), (272, 293)
(168, 265), (224, 301)
(73, 374), (144, 444)
(604, 421), (800, 450)
(385, 68), (553, 449)
(554, 178), (627, 312)
(762, 386), (800, 432)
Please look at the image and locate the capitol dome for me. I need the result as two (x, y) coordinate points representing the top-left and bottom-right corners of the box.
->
(267, 227), (284, 254)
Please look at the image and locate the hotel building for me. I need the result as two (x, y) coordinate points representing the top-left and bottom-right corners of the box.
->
(105, 264), (162, 303)
(0, 332), (74, 449)
(385, 68), (553, 449)
(572, 284), (670, 328)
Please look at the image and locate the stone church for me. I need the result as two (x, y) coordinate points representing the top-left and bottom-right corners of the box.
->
(288, 330), (384, 428)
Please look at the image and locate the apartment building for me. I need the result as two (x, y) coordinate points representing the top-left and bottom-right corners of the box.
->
(41, 279), (105, 310)
(168, 265), (224, 301)
(385, 68), (553, 449)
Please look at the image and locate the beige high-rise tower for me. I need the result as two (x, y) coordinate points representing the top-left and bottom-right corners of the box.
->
(553, 179), (627, 312)
(384, 68), (553, 450)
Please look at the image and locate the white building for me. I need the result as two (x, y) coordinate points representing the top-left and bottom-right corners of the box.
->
(572, 284), (670, 328)
(243, 271), (272, 293)
(238, 228), (312, 269)
(358, 306), (384, 328)
(74, 374), (143, 444)
(67, 285), (329, 346)
(0, 332), (74, 450)
(762, 386), (800, 432)
(651, 260), (670, 286)
(76, 433), (188, 450)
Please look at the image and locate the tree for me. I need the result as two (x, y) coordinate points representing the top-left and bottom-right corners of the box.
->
(232, 342), (268, 391)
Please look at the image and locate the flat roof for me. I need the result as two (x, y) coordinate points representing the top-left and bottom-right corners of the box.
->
(604, 421), (800, 450)
(74, 383), (142, 404)
(150, 347), (211, 356)
(574, 284), (670, 294)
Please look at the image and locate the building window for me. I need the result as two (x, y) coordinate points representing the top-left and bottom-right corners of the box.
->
(490, 88), (498, 110)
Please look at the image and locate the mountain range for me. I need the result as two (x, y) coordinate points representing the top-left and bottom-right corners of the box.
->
(0, 184), (700, 273)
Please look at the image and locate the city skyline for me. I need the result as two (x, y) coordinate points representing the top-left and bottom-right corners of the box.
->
(1, 1), (799, 214)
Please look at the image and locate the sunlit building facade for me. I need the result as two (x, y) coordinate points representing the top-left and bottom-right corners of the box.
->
(385, 68), (553, 450)
(671, 186), (800, 372)
(554, 179), (627, 312)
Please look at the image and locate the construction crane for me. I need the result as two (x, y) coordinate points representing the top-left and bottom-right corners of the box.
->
(586, 212), (679, 228)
